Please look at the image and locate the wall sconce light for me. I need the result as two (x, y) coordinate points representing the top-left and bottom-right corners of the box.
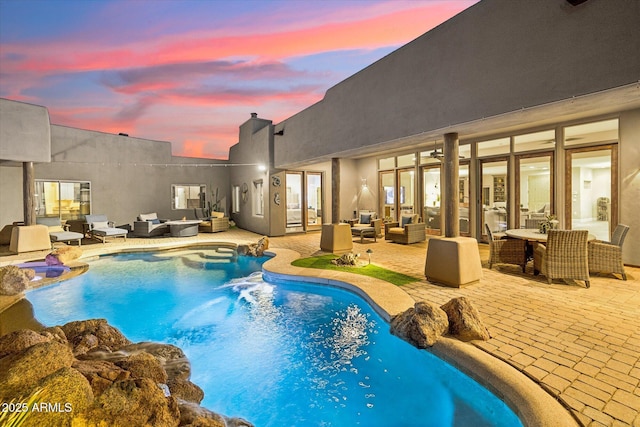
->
(257, 164), (267, 172)
(361, 178), (368, 188)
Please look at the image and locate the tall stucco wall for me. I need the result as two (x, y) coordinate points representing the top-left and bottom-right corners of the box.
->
(0, 99), (51, 163)
(275, 0), (640, 167)
(619, 108), (640, 266)
(228, 116), (275, 235)
(0, 166), (24, 226)
(31, 126), (228, 226)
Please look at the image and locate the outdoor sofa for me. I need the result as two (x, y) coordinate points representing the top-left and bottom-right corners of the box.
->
(133, 212), (169, 237)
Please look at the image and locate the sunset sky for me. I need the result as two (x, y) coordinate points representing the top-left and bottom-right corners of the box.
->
(0, 0), (478, 159)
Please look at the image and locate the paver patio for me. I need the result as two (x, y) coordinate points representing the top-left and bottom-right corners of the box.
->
(1, 228), (638, 426)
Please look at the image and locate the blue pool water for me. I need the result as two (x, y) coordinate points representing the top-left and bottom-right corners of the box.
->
(27, 248), (522, 427)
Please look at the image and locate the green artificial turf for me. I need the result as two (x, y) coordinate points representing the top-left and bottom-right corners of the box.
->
(291, 254), (419, 286)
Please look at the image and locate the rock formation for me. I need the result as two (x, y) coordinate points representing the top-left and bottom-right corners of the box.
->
(0, 265), (35, 296)
(238, 236), (269, 257)
(440, 297), (491, 341)
(0, 319), (254, 427)
(390, 301), (449, 348)
(331, 252), (360, 266)
(45, 245), (82, 265)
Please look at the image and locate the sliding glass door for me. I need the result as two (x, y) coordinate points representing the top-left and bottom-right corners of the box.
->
(516, 153), (553, 228)
(285, 171), (324, 232)
(479, 158), (509, 239)
(35, 180), (90, 220)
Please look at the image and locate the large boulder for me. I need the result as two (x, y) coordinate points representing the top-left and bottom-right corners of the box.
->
(78, 378), (180, 427)
(390, 301), (449, 348)
(72, 359), (131, 396)
(178, 400), (254, 427)
(115, 351), (168, 384)
(45, 246), (82, 265)
(440, 297), (491, 342)
(0, 341), (74, 399)
(61, 318), (131, 355)
(168, 378), (204, 404)
(0, 329), (52, 358)
(122, 342), (191, 380)
(0, 265), (35, 295)
(238, 236), (269, 257)
(23, 367), (93, 427)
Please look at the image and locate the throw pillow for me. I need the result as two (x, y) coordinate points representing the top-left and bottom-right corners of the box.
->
(92, 221), (109, 229)
(401, 215), (413, 227)
(147, 219), (161, 225)
(360, 213), (371, 224)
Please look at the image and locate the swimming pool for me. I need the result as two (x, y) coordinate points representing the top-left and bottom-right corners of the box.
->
(26, 248), (522, 427)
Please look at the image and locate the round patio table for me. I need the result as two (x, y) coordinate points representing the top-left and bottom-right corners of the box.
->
(165, 220), (202, 237)
(505, 228), (596, 242)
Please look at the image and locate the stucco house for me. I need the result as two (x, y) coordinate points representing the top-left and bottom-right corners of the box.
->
(1, 0), (639, 265)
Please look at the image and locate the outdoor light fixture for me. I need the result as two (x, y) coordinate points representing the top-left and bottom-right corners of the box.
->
(366, 248), (373, 265)
(257, 164), (267, 172)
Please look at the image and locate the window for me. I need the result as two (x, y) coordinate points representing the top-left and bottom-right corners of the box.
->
(232, 185), (240, 213)
(378, 157), (395, 170)
(514, 130), (555, 152)
(253, 180), (264, 216)
(35, 180), (90, 220)
(172, 185), (205, 209)
(477, 137), (510, 157)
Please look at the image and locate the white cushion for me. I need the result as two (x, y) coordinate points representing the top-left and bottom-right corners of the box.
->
(92, 221), (109, 229)
(139, 213), (158, 221)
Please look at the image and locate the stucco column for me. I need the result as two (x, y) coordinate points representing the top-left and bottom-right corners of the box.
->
(331, 158), (340, 224)
(23, 161), (36, 225)
(443, 132), (459, 237)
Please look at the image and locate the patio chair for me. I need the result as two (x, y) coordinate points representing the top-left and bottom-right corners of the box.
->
(351, 211), (382, 238)
(485, 224), (527, 272)
(85, 214), (128, 244)
(533, 229), (590, 288)
(198, 212), (230, 233)
(525, 218), (544, 230)
(36, 217), (84, 246)
(588, 224), (630, 280)
(385, 214), (425, 244)
(133, 212), (169, 237)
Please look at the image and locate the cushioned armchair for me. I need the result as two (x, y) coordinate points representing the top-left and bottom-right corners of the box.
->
(534, 229), (590, 288)
(351, 212), (382, 237)
(588, 224), (629, 280)
(385, 214), (425, 244)
(198, 212), (230, 233)
(133, 212), (169, 237)
(485, 224), (526, 272)
(85, 214), (128, 243)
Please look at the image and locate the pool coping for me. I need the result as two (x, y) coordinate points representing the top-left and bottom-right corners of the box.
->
(1, 241), (579, 427)
(262, 247), (579, 427)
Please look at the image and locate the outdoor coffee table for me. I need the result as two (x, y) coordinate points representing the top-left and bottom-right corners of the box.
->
(165, 220), (202, 237)
(351, 226), (377, 243)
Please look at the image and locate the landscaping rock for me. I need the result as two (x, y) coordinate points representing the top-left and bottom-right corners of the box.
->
(61, 318), (131, 355)
(331, 252), (359, 266)
(168, 378), (205, 404)
(115, 351), (168, 384)
(72, 359), (130, 396)
(0, 341), (74, 398)
(440, 297), (491, 342)
(390, 301), (449, 348)
(45, 245), (82, 265)
(0, 329), (52, 358)
(122, 341), (191, 380)
(238, 236), (269, 257)
(178, 400), (230, 427)
(0, 265), (35, 295)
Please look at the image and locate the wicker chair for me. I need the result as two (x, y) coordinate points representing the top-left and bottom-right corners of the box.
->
(588, 224), (629, 280)
(385, 214), (425, 244)
(533, 229), (590, 288)
(525, 218), (544, 230)
(485, 224), (527, 272)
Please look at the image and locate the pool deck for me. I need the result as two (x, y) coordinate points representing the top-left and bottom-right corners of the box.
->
(1, 228), (639, 427)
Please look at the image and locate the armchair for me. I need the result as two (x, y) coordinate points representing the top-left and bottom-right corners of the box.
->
(36, 217), (84, 246)
(588, 224), (629, 280)
(133, 212), (169, 237)
(385, 214), (425, 244)
(85, 214), (128, 244)
(198, 211), (230, 233)
(485, 224), (526, 272)
(534, 229), (590, 288)
(351, 211), (382, 237)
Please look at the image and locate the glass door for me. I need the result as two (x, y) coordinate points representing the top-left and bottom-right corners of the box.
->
(422, 165), (441, 234)
(459, 163), (470, 235)
(306, 172), (323, 230)
(479, 158), (509, 240)
(398, 168), (416, 217)
(285, 172), (303, 233)
(565, 146), (617, 240)
(515, 153), (553, 228)
(379, 171), (396, 221)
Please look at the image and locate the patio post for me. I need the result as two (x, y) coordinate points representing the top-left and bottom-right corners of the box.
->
(23, 161), (36, 225)
(320, 157), (353, 253)
(331, 157), (340, 224)
(443, 132), (459, 237)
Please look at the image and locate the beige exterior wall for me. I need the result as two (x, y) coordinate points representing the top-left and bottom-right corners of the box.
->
(0, 99), (51, 163)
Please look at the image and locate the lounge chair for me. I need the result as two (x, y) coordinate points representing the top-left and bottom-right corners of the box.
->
(486, 224), (527, 272)
(533, 229), (590, 288)
(385, 214), (425, 244)
(36, 217), (84, 246)
(198, 212), (230, 233)
(351, 211), (382, 239)
(133, 212), (169, 237)
(588, 224), (630, 280)
(85, 214), (128, 243)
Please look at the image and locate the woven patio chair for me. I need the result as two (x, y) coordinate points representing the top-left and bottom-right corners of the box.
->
(534, 229), (590, 288)
(485, 224), (527, 272)
(385, 214), (425, 244)
(588, 224), (629, 280)
(525, 218), (544, 230)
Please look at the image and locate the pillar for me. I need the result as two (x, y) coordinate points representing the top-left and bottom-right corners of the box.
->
(443, 132), (459, 237)
(23, 161), (36, 225)
(331, 158), (340, 224)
